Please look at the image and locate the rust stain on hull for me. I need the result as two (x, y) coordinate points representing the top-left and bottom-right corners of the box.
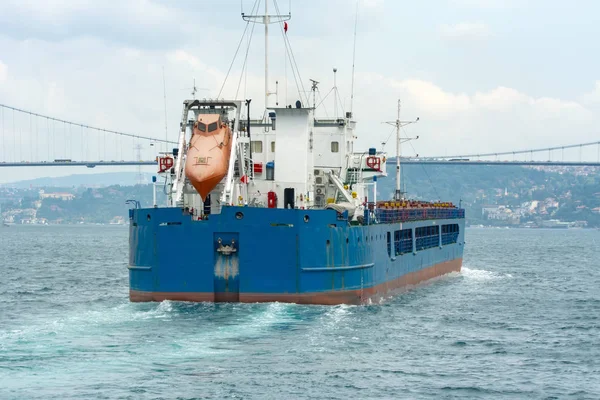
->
(130, 258), (462, 305)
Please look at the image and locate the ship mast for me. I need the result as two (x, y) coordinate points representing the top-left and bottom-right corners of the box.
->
(265, 0), (269, 109)
(242, 0), (290, 111)
(395, 100), (401, 200)
(385, 100), (419, 200)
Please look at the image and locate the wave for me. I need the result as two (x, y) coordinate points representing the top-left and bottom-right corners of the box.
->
(461, 267), (513, 281)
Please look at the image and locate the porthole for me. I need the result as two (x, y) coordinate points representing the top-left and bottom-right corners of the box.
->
(304, 215), (310, 223)
(235, 212), (244, 220)
(147, 214), (151, 221)
(326, 240), (330, 245)
(346, 238), (349, 244)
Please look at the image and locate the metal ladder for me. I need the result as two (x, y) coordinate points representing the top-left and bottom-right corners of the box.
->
(345, 168), (360, 185)
(233, 143), (253, 180)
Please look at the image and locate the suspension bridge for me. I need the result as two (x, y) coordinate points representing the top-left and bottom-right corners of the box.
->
(1, 103), (599, 169)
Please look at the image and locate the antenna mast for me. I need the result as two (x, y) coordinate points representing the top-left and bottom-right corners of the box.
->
(162, 66), (168, 153)
(242, 0), (290, 111)
(349, 0), (359, 117)
(385, 99), (419, 200)
(189, 78), (208, 100)
(333, 68), (338, 119)
(309, 79), (319, 109)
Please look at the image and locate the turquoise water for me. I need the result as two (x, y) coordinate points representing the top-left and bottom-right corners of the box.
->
(1, 226), (599, 399)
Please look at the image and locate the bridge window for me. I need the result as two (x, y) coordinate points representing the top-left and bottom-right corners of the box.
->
(251, 141), (263, 153)
(387, 232), (391, 257)
(415, 226), (439, 251)
(208, 121), (218, 132)
(331, 141), (339, 153)
(197, 122), (206, 132)
(394, 229), (413, 255)
(271, 141), (275, 152)
(442, 224), (459, 245)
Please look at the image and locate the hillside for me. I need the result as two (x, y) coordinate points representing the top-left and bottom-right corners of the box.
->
(377, 164), (600, 226)
(1, 172), (155, 188)
(1, 165), (599, 226)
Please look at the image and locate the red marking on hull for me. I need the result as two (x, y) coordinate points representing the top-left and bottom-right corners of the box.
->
(130, 258), (462, 305)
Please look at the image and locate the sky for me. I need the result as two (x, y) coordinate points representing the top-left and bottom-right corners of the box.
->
(0, 0), (599, 183)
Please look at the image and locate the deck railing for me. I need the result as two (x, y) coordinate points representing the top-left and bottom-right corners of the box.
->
(416, 235), (439, 251)
(368, 208), (465, 224)
(441, 232), (460, 245)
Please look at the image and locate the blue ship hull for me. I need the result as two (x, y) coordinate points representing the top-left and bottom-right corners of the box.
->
(128, 206), (465, 305)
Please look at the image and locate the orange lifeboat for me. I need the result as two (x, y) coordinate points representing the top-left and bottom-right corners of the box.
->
(184, 114), (232, 200)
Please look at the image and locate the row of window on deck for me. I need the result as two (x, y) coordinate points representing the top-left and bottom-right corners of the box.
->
(387, 224), (460, 256)
(251, 141), (341, 153)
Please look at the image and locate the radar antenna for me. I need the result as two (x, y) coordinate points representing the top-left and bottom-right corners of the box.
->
(309, 79), (319, 109)
(185, 77), (209, 100)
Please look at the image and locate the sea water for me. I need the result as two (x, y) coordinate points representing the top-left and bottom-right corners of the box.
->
(1, 226), (599, 399)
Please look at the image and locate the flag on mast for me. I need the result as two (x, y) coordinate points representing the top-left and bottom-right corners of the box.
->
(284, 21), (288, 33)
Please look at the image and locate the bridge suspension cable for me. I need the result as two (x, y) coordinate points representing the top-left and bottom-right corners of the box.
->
(426, 140), (600, 159)
(0, 103), (177, 145)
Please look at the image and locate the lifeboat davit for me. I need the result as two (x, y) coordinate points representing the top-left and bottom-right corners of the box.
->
(184, 114), (232, 200)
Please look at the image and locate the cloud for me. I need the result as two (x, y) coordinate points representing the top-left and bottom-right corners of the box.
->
(0, 1), (598, 183)
(0, 0), (221, 50)
(582, 81), (600, 107)
(450, 0), (516, 9)
(389, 79), (591, 119)
(439, 22), (490, 40)
(350, 74), (597, 159)
(391, 79), (471, 116)
(0, 61), (7, 84)
(361, 0), (384, 8)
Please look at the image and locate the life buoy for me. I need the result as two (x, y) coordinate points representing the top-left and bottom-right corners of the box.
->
(158, 157), (174, 173)
(366, 156), (380, 170)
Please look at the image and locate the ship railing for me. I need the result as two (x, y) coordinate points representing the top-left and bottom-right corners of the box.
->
(372, 207), (465, 224)
(441, 232), (459, 245)
(393, 238), (413, 255)
(416, 235), (439, 251)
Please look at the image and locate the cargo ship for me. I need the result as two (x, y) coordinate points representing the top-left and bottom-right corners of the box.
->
(127, 5), (465, 305)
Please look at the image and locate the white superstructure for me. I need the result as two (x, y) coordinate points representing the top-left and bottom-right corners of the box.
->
(153, 1), (388, 219)
(156, 98), (387, 221)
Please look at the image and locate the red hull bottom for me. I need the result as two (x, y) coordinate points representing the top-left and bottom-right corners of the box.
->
(130, 258), (462, 305)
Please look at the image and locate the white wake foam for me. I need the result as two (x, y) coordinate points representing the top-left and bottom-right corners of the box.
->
(461, 267), (512, 281)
